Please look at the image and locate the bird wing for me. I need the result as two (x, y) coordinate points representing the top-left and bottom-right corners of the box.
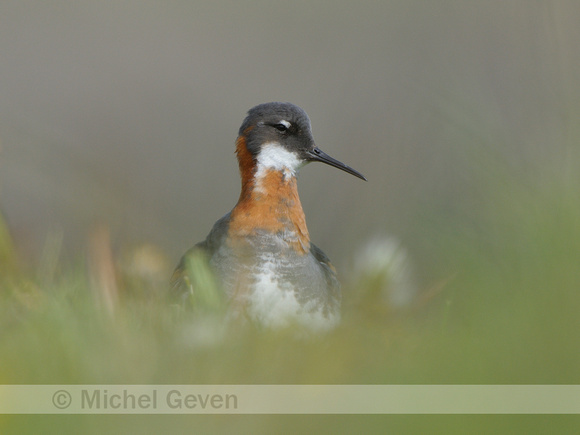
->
(169, 240), (209, 295)
(310, 242), (341, 301)
(169, 213), (232, 307)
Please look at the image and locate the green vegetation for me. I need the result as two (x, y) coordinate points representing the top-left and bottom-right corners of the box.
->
(1, 144), (579, 433)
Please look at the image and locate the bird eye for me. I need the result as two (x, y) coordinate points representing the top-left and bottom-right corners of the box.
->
(272, 120), (291, 133)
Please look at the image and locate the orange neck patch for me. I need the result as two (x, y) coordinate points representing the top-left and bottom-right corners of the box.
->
(230, 134), (310, 254)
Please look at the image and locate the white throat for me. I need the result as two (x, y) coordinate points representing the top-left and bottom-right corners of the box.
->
(255, 142), (304, 179)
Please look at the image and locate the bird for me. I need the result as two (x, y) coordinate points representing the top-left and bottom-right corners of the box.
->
(171, 102), (366, 331)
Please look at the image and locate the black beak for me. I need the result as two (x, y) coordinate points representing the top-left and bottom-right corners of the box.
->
(307, 147), (367, 181)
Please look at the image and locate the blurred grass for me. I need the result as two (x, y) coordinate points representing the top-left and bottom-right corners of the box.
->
(1, 143), (580, 432)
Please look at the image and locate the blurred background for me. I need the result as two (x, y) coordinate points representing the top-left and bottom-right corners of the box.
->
(1, 1), (576, 270)
(1, 1), (580, 433)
